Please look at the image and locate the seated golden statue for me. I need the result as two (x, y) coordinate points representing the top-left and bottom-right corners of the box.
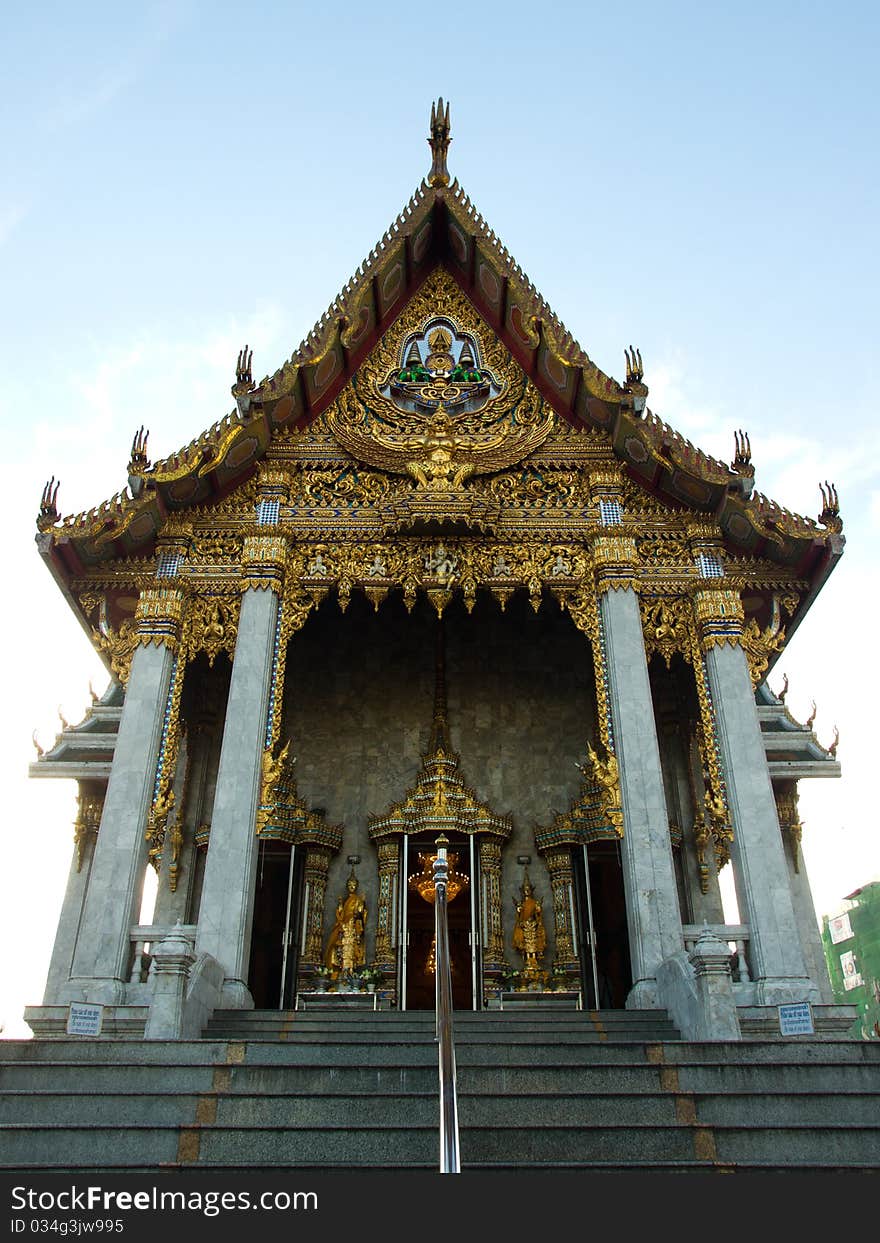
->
(324, 870), (367, 977)
(512, 871), (546, 981)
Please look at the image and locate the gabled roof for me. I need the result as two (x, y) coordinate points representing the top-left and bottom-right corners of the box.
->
(36, 100), (843, 646)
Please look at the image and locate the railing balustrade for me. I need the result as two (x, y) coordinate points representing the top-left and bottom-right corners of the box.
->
(433, 837), (461, 1174)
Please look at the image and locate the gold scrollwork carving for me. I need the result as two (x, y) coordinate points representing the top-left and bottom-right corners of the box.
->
(73, 790), (103, 871)
(693, 588), (745, 651)
(91, 618), (139, 685)
(581, 741), (624, 837)
(640, 596), (693, 667)
(182, 593), (239, 666)
(591, 534), (639, 594)
(255, 739), (292, 837)
(558, 589), (613, 755)
(775, 785), (803, 873)
(135, 587), (184, 649)
(741, 616), (786, 688)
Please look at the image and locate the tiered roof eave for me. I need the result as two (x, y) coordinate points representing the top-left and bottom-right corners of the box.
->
(35, 103), (844, 656)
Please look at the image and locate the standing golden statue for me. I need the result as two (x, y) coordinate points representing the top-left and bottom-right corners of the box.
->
(512, 869), (546, 986)
(324, 868), (368, 977)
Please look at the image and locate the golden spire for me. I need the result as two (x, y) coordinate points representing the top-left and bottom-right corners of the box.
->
(428, 97), (451, 188)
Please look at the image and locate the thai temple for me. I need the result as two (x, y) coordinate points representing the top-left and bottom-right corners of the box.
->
(13, 102), (878, 1175)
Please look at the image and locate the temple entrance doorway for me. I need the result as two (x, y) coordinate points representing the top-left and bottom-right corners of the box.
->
(572, 841), (632, 1009)
(400, 832), (477, 1011)
(247, 841), (306, 1009)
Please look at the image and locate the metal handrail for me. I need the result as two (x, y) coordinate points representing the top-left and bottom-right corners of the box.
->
(433, 837), (461, 1174)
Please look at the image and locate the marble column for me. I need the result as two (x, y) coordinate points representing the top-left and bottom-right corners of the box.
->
(64, 602), (180, 1003)
(590, 534), (683, 1008)
(698, 592), (818, 1004)
(600, 583), (684, 1006)
(194, 579), (281, 1007)
(776, 782), (833, 1003)
(43, 785), (103, 1003)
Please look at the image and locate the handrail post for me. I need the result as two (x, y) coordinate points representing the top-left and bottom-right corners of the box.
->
(433, 835), (461, 1174)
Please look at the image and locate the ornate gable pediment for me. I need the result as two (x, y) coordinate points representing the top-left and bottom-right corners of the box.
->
(37, 101), (841, 665)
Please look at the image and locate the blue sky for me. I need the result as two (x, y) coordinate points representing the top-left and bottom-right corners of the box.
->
(1, 2), (878, 1036)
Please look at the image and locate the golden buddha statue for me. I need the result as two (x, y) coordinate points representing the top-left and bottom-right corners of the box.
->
(324, 869), (367, 977)
(512, 870), (546, 984)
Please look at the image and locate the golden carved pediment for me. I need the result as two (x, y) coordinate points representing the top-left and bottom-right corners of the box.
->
(325, 269), (555, 489)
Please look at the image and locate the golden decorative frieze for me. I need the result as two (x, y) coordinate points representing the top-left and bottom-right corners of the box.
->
(775, 784), (803, 872)
(255, 740), (291, 837)
(693, 588), (745, 651)
(742, 616), (786, 688)
(241, 534), (287, 592)
(145, 654), (186, 876)
(135, 587), (184, 649)
(296, 468), (395, 508)
(641, 596), (694, 667)
(91, 618), (139, 685)
(559, 589), (613, 753)
(73, 790), (103, 871)
(580, 741), (624, 837)
(638, 535), (692, 567)
(591, 534), (640, 594)
(188, 537), (241, 567)
(325, 269), (555, 488)
(487, 468), (585, 507)
(589, 468), (626, 497)
(181, 593), (240, 666)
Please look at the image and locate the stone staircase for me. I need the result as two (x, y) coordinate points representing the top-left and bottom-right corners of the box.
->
(1, 1009), (878, 1173)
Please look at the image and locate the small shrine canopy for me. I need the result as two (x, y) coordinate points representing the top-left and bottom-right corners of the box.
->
(36, 99), (843, 661)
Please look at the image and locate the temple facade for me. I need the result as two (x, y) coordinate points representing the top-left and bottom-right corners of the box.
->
(27, 101), (846, 1041)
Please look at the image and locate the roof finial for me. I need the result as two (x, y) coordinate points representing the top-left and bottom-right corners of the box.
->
(428, 97), (451, 188)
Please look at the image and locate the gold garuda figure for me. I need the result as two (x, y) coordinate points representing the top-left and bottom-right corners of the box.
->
(512, 869), (547, 984)
(324, 869), (368, 976)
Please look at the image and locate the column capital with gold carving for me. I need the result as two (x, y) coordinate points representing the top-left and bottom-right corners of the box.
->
(592, 534), (640, 594)
(589, 468), (626, 500)
(135, 587), (184, 649)
(257, 464), (291, 505)
(693, 587), (745, 651)
(241, 534), (287, 593)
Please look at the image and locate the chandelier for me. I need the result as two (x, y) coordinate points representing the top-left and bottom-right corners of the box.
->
(408, 850), (469, 905)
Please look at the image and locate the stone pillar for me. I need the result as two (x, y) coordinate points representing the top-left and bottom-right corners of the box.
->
(302, 846), (333, 969)
(43, 785), (104, 1003)
(592, 536), (683, 1008)
(373, 839), (400, 973)
(194, 542), (284, 1006)
(688, 927), (741, 1040)
(143, 924), (196, 1040)
(64, 590), (182, 1003)
(479, 836), (505, 969)
(697, 590), (818, 1004)
(542, 848), (577, 972)
(666, 724), (725, 924)
(776, 782), (833, 1004)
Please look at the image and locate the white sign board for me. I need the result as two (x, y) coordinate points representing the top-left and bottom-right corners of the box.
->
(840, 949), (863, 991)
(66, 1002), (103, 1037)
(828, 912), (854, 944)
(778, 1002), (814, 1036)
